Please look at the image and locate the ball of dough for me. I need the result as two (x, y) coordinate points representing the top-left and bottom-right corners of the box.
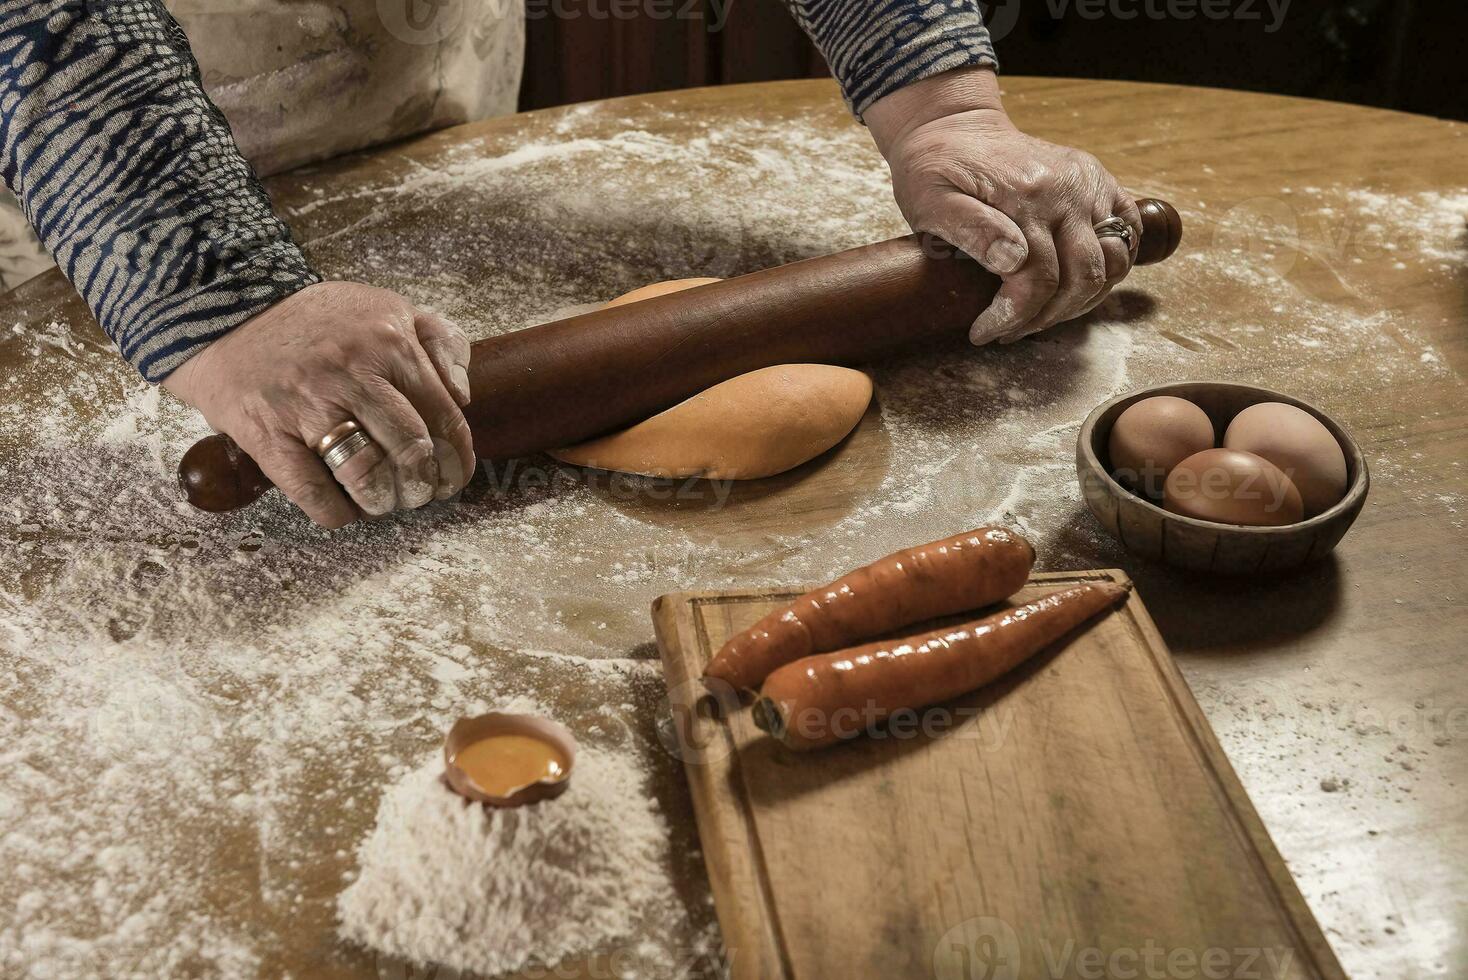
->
(556, 278), (872, 480)
(552, 363), (873, 480)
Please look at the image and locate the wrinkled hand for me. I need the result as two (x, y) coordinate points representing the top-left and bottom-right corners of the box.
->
(163, 281), (476, 528)
(867, 68), (1141, 345)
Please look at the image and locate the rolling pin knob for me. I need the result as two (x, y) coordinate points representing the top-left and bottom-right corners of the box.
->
(1134, 198), (1183, 266)
(178, 433), (270, 512)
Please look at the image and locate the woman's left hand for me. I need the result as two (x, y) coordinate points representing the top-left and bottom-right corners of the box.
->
(866, 67), (1141, 345)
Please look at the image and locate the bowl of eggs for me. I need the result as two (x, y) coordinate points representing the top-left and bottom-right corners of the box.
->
(1076, 381), (1368, 574)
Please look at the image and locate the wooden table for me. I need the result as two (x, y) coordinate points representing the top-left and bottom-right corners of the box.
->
(0, 79), (1463, 979)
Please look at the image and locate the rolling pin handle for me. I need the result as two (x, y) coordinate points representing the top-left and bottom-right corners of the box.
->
(1133, 198), (1183, 266)
(178, 433), (272, 512)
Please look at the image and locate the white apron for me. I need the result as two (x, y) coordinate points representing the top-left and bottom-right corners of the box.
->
(0, 0), (525, 290)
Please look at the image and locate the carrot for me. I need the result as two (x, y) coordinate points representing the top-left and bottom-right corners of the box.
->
(752, 580), (1130, 751)
(704, 527), (1034, 692)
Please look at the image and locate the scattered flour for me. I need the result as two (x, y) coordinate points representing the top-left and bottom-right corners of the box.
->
(1337, 188), (1468, 266)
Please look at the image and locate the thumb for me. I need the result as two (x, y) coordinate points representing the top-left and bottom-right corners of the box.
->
(920, 191), (1028, 275)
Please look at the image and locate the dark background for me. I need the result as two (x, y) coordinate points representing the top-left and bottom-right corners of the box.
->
(520, 0), (1466, 121)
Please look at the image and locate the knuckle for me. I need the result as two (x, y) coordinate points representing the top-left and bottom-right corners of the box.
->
(1012, 167), (1052, 197)
(424, 312), (468, 341)
(1029, 269), (1062, 291)
(337, 456), (384, 491)
(393, 436), (435, 469)
(970, 171), (1000, 201)
(435, 411), (471, 441)
(372, 319), (413, 350)
(421, 339), (459, 371)
(366, 314), (418, 353)
(321, 336), (362, 365)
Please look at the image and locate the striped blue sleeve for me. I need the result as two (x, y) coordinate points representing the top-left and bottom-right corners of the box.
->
(782, 0), (999, 118)
(0, 1), (319, 382)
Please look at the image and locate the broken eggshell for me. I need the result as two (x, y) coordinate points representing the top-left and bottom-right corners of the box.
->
(442, 711), (577, 807)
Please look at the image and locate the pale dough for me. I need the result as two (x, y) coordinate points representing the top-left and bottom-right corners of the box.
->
(602, 277), (722, 307)
(553, 279), (873, 480)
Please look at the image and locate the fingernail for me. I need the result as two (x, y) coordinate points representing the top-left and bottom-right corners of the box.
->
(970, 322), (1000, 346)
(969, 297), (1016, 345)
(401, 478), (435, 508)
(983, 240), (1026, 275)
(400, 439), (437, 508)
(433, 436), (463, 499)
(359, 473), (397, 515)
(450, 365), (471, 406)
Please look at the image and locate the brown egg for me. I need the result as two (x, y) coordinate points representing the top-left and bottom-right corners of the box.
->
(1223, 402), (1347, 517)
(1108, 396), (1216, 497)
(1164, 448), (1304, 526)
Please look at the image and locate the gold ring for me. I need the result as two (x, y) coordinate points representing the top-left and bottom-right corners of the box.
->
(1094, 216), (1134, 247)
(314, 420), (363, 458)
(321, 431), (373, 472)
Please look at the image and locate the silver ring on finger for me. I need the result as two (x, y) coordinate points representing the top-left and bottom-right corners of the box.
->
(315, 420), (375, 473)
(1093, 216), (1134, 249)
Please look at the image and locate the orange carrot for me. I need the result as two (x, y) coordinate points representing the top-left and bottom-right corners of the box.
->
(753, 580), (1130, 751)
(704, 527), (1034, 692)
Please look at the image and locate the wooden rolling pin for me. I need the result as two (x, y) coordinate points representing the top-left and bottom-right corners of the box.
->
(180, 199), (1182, 511)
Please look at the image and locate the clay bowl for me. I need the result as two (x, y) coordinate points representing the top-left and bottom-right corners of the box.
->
(1076, 381), (1368, 575)
(442, 711), (577, 807)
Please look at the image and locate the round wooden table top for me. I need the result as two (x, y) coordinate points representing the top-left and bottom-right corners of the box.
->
(1, 78), (1464, 978)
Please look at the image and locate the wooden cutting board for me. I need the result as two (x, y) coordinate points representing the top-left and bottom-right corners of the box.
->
(651, 570), (1344, 980)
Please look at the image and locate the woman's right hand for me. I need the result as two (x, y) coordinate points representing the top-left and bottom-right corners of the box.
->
(866, 67), (1141, 346)
(162, 281), (476, 528)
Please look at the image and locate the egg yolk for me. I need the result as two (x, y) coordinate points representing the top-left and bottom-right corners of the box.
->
(453, 734), (567, 797)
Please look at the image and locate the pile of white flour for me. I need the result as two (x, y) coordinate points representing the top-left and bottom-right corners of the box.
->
(338, 700), (679, 977)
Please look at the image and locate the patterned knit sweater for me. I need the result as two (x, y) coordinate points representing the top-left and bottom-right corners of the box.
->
(0, 1), (995, 381)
